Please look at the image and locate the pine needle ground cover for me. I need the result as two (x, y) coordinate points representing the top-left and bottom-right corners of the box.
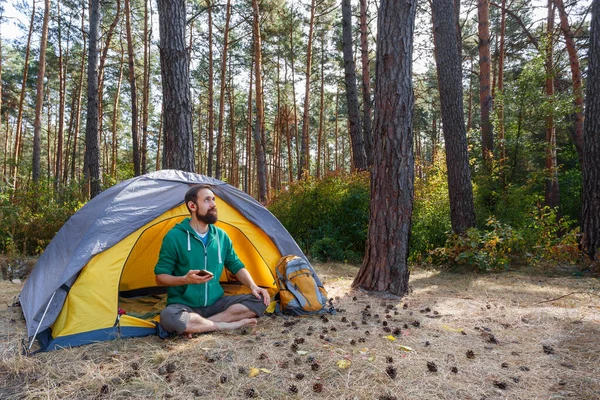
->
(1, 263), (598, 399)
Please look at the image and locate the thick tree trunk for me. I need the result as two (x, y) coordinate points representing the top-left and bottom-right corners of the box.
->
(215, 0), (232, 180)
(545, 1), (560, 209)
(352, 0), (417, 296)
(359, 0), (373, 167)
(432, 0), (477, 234)
(581, 0), (600, 261)
(478, 0), (494, 164)
(555, 0), (585, 166)
(341, 0), (367, 171)
(32, 0), (50, 183)
(84, 0), (102, 197)
(125, 0), (140, 176)
(497, 0), (507, 182)
(299, 0), (316, 179)
(252, 0), (268, 203)
(157, 0), (195, 171)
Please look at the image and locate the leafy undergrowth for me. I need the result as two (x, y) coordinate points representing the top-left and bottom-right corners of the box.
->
(1, 263), (599, 399)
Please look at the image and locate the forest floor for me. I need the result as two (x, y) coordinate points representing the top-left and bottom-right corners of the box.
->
(1, 262), (599, 399)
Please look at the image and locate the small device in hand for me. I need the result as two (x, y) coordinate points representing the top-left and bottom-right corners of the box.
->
(196, 269), (214, 278)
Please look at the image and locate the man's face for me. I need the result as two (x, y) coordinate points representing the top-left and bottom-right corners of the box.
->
(191, 188), (218, 224)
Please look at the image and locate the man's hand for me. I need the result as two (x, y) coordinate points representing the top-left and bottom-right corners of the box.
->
(186, 270), (213, 284)
(251, 285), (271, 306)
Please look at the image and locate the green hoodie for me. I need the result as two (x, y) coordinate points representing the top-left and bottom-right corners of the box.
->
(154, 218), (245, 308)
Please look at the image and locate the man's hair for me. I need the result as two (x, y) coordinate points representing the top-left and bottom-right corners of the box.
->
(184, 184), (212, 213)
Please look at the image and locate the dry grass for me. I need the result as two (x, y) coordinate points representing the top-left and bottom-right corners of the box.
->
(1, 262), (599, 400)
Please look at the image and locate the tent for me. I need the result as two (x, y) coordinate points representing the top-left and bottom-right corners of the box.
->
(20, 170), (308, 352)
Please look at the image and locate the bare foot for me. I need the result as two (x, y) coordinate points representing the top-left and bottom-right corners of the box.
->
(219, 318), (257, 330)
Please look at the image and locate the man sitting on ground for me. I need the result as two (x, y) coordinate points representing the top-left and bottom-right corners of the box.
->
(155, 184), (270, 338)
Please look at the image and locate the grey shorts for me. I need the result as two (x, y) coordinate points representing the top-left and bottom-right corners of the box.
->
(159, 294), (268, 334)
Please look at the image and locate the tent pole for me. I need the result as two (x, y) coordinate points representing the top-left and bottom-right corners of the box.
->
(28, 290), (57, 351)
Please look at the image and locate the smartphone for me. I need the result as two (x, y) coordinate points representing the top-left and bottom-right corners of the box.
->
(196, 269), (214, 278)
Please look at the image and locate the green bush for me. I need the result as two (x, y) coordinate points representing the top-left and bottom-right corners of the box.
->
(0, 180), (85, 255)
(269, 172), (370, 263)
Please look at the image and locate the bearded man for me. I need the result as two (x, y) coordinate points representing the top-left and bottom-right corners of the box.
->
(155, 184), (270, 337)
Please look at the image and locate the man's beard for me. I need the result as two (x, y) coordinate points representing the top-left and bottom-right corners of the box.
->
(196, 208), (218, 224)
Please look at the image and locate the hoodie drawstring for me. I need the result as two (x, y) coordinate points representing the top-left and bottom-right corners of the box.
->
(187, 231), (191, 251)
(217, 233), (222, 264)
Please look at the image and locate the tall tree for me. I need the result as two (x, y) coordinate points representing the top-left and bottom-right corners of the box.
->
(299, 0), (316, 178)
(341, 0), (367, 171)
(84, 0), (102, 197)
(582, 0), (600, 261)
(12, 0), (35, 186)
(206, 0), (215, 176)
(359, 0), (373, 166)
(32, 0), (50, 182)
(124, 0), (140, 176)
(554, 0), (585, 165)
(157, 0), (195, 171)
(478, 0), (493, 164)
(352, 0), (417, 296)
(215, 0), (232, 180)
(544, 0), (560, 209)
(252, 0), (268, 203)
(431, 0), (476, 233)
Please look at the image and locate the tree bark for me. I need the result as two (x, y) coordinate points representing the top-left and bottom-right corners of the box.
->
(69, 7), (87, 183)
(317, 31), (326, 178)
(432, 0), (477, 234)
(554, 0), (585, 166)
(207, 0), (215, 176)
(84, 0), (102, 197)
(581, 0), (600, 261)
(359, 0), (373, 166)
(12, 0), (35, 187)
(141, 0), (151, 174)
(341, 0), (367, 171)
(478, 0), (494, 164)
(352, 0), (417, 296)
(157, 0), (195, 171)
(32, 0), (50, 183)
(215, 0), (232, 180)
(545, 0), (560, 209)
(125, 0), (140, 176)
(111, 39), (125, 179)
(299, 0), (316, 179)
(55, 2), (67, 187)
(497, 0), (507, 183)
(252, 0), (268, 203)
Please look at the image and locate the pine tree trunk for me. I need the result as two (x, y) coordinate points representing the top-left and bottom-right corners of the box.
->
(478, 0), (493, 164)
(141, 0), (150, 174)
(317, 31), (325, 179)
(555, 0), (585, 166)
(289, 11), (300, 179)
(497, 0), (507, 183)
(32, 0), (50, 183)
(13, 0), (35, 187)
(359, 0), (373, 166)
(207, 0), (215, 176)
(352, 0), (417, 296)
(252, 0), (268, 203)
(84, 0), (102, 197)
(245, 55), (254, 195)
(228, 68), (238, 187)
(157, 0), (195, 172)
(111, 42), (125, 179)
(125, 0), (140, 176)
(55, 2), (66, 187)
(215, 0), (232, 180)
(545, 1), (560, 209)
(299, 0), (316, 179)
(432, 0), (476, 234)
(341, 0), (367, 171)
(581, 0), (600, 261)
(70, 9), (86, 183)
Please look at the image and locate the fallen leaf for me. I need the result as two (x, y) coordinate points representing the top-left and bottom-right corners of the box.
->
(336, 359), (352, 369)
(398, 345), (414, 352)
(442, 324), (463, 333)
(259, 368), (271, 374)
(367, 356), (376, 362)
(385, 335), (397, 341)
(296, 350), (308, 355)
(248, 367), (260, 378)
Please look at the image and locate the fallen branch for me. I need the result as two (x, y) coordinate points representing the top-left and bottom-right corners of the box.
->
(536, 291), (600, 304)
